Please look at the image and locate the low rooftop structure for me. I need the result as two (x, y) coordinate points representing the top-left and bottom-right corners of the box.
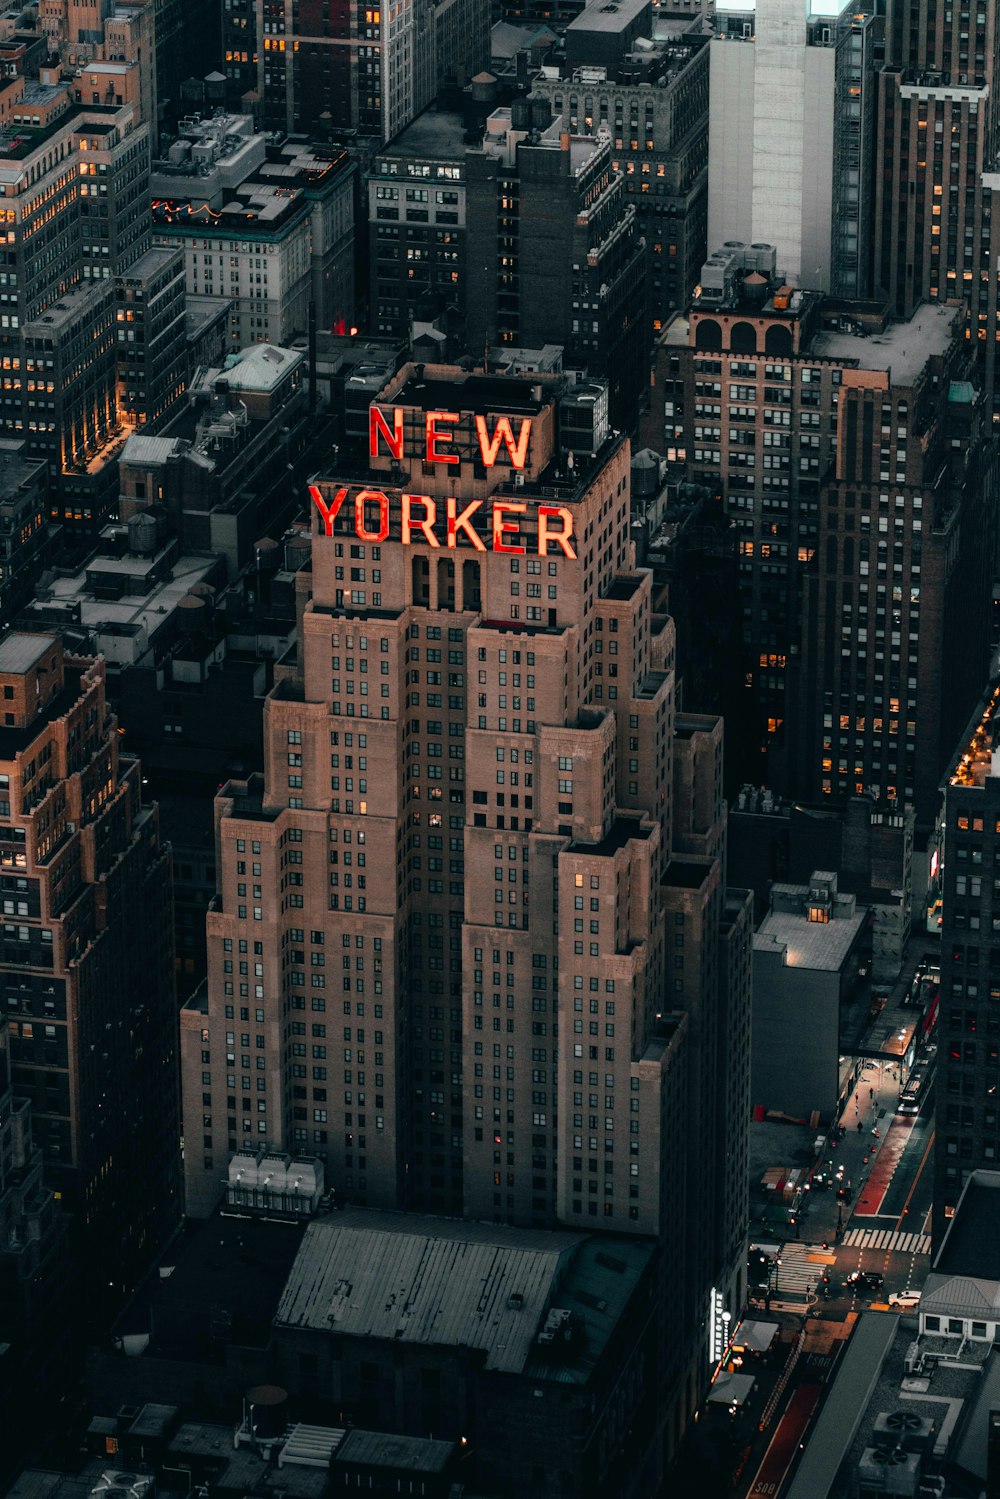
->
(275, 1207), (654, 1384)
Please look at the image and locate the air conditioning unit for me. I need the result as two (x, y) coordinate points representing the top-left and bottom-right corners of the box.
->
(873, 1412), (935, 1455)
(858, 1447), (921, 1499)
(903, 1342), (927, 1376)
(90, 1475), (155, 1499)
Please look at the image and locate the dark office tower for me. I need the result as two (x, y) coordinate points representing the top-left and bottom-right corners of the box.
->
(113, 247), (187, 431)
(874, 0), (1000, 388)
(254, 0), (489, 143)
(222, 0), (257, 104)
(0, 1003), (74, 1475)
(797, 309), (997, 827)
(367, 108), (468, 342)
(0, 444), (49, 628)
(533, 1), (710, 330)
(465, 110), (647, 432)
(153, 0), (220, 121)
(180, 363), (751, 1453)
(934, 706), (1000, 1243)
(0, 632), (181, 1314)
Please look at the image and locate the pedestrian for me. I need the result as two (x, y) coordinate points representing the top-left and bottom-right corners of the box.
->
(863, 1155), (869, 1166)
(869, 1087), (874, 1100)
(857, 1120), (863, 1133)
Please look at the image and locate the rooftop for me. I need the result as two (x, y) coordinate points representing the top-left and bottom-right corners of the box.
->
(934, 1171), (1000, 1280)
(377, 106), (469, 162)
(111, 1211), (307, 1361)
(945, 679), (1000, 789)
(663, 857), (712, 891)
(0, 631), (57, 675)
(567, 0), (650, 35)
(390, 368), (551, 416)
(570, 814), (653, 857)
(335, 1429), (454, 1474)
(276, 1209), (582, 1375)
(811, 301), (960, 387)
(755, 891), (867, 972)
(23, 548), (219, 649)
(0, 438), (44, 501)
(275, 1207), (652, 1383)
(191, 342), (304, 395)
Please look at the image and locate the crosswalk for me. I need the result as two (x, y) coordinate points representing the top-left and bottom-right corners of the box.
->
(842, 1227), (931, 1255)
(774, 1243), (822, 1299)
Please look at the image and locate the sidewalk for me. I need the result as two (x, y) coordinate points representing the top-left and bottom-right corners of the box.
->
(799, 944), (927, 1244)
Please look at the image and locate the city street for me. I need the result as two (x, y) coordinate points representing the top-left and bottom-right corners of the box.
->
(717, 946), (940, 1499)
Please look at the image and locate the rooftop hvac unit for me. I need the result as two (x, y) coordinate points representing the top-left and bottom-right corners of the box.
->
(903, 1342), (927, 1376)
(858, 1447), (921, 1499)
(873, 1413), (935, 1455)
(90, 1475), (155, 1499)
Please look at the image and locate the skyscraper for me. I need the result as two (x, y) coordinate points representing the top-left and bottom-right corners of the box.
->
(873, 0), (1000, 393)
(662, 247), (997, 810)
(933, 694), (1000, 1243)
(708, 0), (879, 298)
(181, 362), (751, 1448)
(246, 0), (489, 143)
(464, 108), (647, 432)
(0, 632), (180, 1314)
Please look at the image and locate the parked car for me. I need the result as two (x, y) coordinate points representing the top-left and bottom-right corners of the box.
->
(887, 1290), (921, 1310)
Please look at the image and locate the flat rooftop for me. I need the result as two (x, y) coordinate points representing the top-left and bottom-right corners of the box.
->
(934, 1172), (1000, 1279)
(24, 550), (219, 642)
(570, 814), (653, 857)
(0, 631), (57, 675)
(567, 0), (650, 34)
(335, 1429), (454, 1474)
(811, 301), (959, 387)
(378, 106), (469, 162)
(754, 902), (866, 972)
(390, 368), (550, 415)
(111, 1211), (307, 1361)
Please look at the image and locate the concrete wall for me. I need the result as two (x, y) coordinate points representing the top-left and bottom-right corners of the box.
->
(707, 40), (755, 252)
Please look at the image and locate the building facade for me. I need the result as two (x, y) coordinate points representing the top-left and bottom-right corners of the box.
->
(180, 362), (751, 1451)
(661, 248), (996, 816)
(0, 631), (181, 1314)
(367, 108), (467, 342)
(150, 118), (356, 347)
(873, 0), (1000, 401)
(934, 690), (1000, 1242)
(708, 0), (879, 298)
(239, 0), (488, 145)
(532, 10), (709, 328)
(465, 108), (647, 432)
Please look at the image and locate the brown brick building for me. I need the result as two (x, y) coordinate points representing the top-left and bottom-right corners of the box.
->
(653, 249), (997, 819)
(0, 631), (180, 1315)
(181, 364), (751, 1447)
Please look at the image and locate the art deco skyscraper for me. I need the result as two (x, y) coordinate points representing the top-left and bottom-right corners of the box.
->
(181, 364), (752, 1448)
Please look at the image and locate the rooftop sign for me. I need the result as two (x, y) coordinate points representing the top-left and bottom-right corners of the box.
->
(309, 485), (576, 558)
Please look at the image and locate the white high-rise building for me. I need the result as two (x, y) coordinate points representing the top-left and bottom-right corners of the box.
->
(708, 0), (877, 296)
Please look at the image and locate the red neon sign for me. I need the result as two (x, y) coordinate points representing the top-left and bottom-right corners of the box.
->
(369, 406), (533, 471)
(308, 485), (576, 559)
